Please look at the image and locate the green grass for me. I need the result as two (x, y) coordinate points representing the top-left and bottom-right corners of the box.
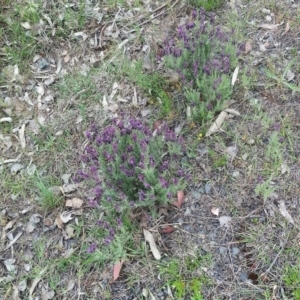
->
(158, 253), (211, 299)
(35, 177), (63, 210)
(119, 60), (172, 117)
(188, 0), (224, 10)
(283, 258), (300, 299)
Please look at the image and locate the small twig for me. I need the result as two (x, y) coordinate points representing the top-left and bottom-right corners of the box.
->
(261, 229), (291, 278)
(0, 154), (22, 165)
(138, 0), (180, 27)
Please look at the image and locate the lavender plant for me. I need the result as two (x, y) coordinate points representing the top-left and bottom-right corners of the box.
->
(76, 117), (186, 262)
(159, 8), (240, 124)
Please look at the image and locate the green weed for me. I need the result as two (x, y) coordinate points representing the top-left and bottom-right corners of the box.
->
(121, 61), (172, 117)
(255, 175), (276, 201)
(188, 0), (224, 10)
(283, 264), (300, 300)
(35, 178), (63, 210)
(264, 59), (300, 92)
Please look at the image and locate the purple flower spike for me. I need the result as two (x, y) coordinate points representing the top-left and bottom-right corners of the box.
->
(87, 242), (97, 253)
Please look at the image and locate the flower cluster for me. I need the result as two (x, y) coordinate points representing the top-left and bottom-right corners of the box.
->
(159, 8), (241, 124)
(76, 118), (187, 255)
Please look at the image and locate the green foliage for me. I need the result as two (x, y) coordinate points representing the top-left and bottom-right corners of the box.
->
(35, 178), (63, 210)
(161, 9), (239, 124)
(265, 132), (283, 172)
(158, 254), (211, 299)
(121, 61), (172, 117)
(208, 149), (228, 168)
(255, 175), (276, 201)
(264, 59), (300, 92)
(77, 118), (187, 264)
(188, 0), (224, 10)
(283, 264), (300, 300)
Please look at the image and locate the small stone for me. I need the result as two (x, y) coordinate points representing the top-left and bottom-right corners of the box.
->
(219, 247), (227, 255)
(265, 15), (272, 22)
(239, 272), (248, 282)
(204, 183), (212, 194)
(232, 247), (240, 256)
(261, 8), (270, 14)
(184, 207), (191, 216)
(177, 218), (183, 224)
(232, 171), (240, 178)
(191, 190), (201, 199)
(36, 58), (50, 70)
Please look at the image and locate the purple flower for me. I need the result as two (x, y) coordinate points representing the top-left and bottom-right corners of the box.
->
(87, 242), (97, 253)
(274, 123), (281, 131)
(117, 217), (122, 227)
(103, 238), (111, 246)
(94, 186), (102, 198)
(192, 10), (197, 20)
(159, 177), (168, 188)
(128, 156), (135, 166)
(88, 199), (98, 208)
(138, 190), (147, 201)
(186, 21), (195, 30)
(85, 131), (92, 140)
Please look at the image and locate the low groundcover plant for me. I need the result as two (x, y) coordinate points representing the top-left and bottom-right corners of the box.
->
(159, 8), (241, 124)
(75, 117), (187, 262)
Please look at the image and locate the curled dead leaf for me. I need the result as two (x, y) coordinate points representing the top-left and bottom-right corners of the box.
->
(244, 41), (252, 54)
(205, 111), (228, 137)
(143, 229), (161, 260)
(231, 66), (239, 86)
(219, 216), (232, 229)
(211, 207), (220, 216)
(60, 211), (73, 223)
(65, 198), (83, 208)
(173, 190), (184, 209)
(258, 23), (283, 30)
(112, 260), (125, 283)
(160, 226), (174, 234)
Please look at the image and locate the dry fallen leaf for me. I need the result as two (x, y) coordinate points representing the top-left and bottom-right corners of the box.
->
(280, 163), (290, 175)
(55, 216), (64, 229)
(18, 124), (26, 149)
(62, 183), (78, 193)
(224, 144), (238, 160)
(231, 65), (239, 86)
(224, 108), (240, 117)
(112, 260), (124, 282)
(65, 198), (83, 208)
(258, 23), (283, 30)
(278, 201), (294, 225)
(160, 226), (174, 234)
(205, 111), (228, 137)
(282, 21), (290, 37)
(143, 229), (161, 260)
(60, 211), (73, 223)
(173, 190), (184, 208)
(219, 216), (232, 229)
(211, 207), (220, 216)
(244, 41), (252, 54)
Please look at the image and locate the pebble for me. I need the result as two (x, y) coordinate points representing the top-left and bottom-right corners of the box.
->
(261, 8), (271, 14)
(232, 171), (240, 178)
(232, 247), (240, 256)
(183, 225), (192, 232)
(265, 15), (272, 22)
(219, 247), (227, 255)
(191, 190), (201, 199)
(177, 218), (184, 224)
(204, 183), (212, 194)
(239, 272), (248, 282)
(184, 207), (191, 216)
